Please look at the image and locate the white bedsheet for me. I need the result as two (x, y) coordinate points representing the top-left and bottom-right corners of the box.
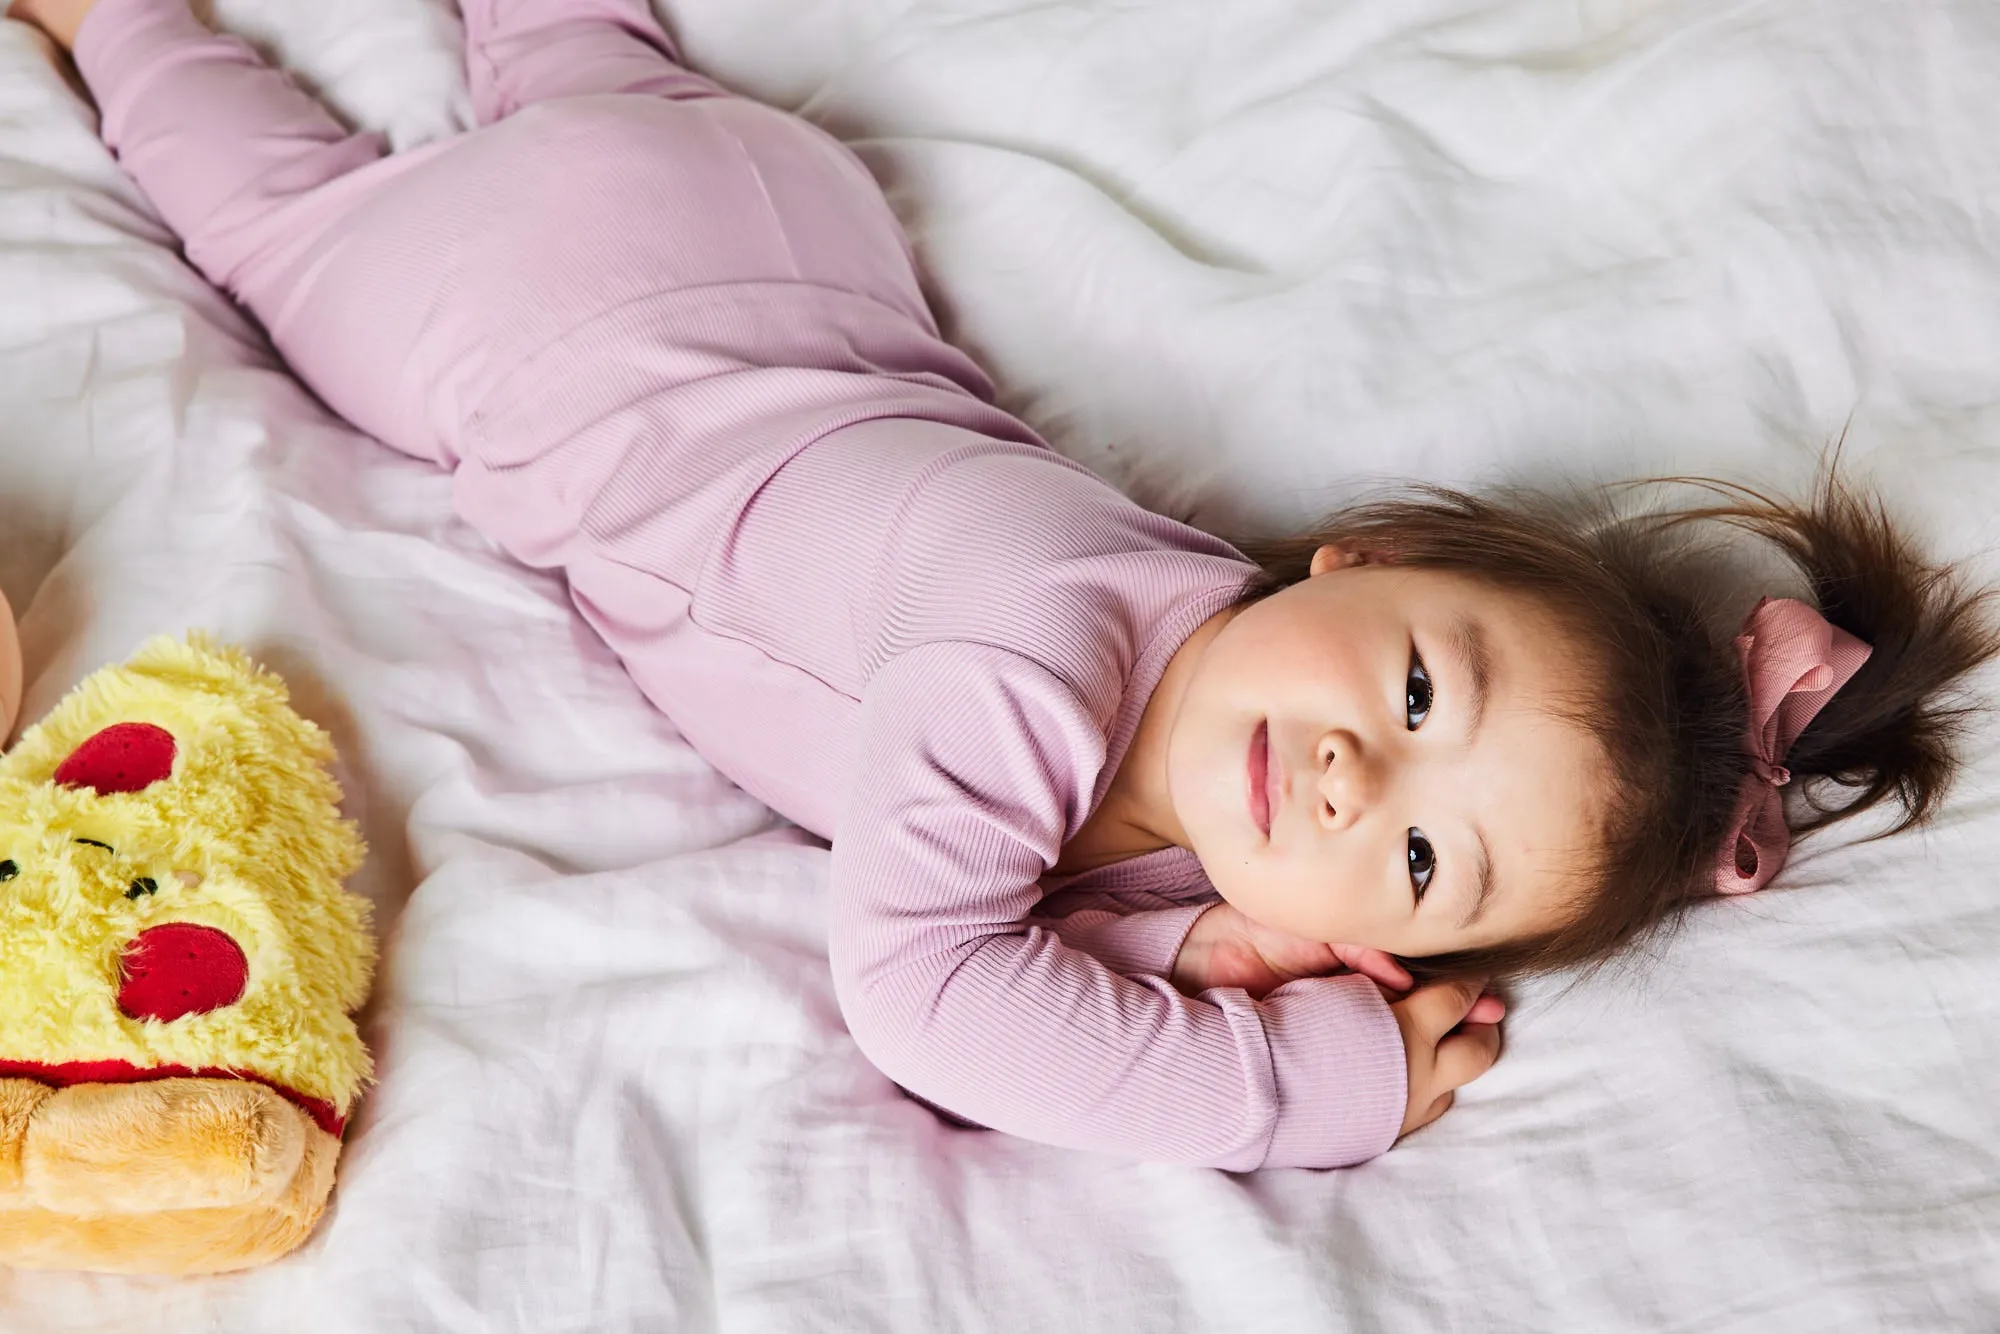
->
(3, 1), (1998, 1328)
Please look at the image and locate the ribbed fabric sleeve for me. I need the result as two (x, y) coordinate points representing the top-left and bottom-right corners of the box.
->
(1035, 904), (1210, 979)
(832, 642), (1408, 1169)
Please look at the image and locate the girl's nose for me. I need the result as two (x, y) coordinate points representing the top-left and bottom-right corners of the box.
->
(1315, 731), (1382, 830)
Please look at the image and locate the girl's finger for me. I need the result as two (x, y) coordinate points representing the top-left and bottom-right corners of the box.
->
(1432, 1022), (1503, 1092)
(1332, 945), (1412, 991)
(1465, 993), (1506, 1025)
(1407, 976), (1491, 1042)
(1410, 1090), (1454, 1134)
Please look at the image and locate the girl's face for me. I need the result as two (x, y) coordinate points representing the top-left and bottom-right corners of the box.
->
(1167, 551), (1608, 957)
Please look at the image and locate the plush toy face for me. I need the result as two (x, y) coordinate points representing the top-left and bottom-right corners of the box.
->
(0, 638), (373, 1274)
(13, 723), (261, 1023)
(0, 638), (373, 1134)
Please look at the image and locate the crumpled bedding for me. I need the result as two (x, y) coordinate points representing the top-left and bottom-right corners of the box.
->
(1, 0), (1996, 1328)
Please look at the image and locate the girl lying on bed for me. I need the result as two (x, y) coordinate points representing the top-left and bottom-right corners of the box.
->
(12, 0), (1993, 1169)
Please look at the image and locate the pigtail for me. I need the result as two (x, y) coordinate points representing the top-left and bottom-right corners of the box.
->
(1663, 473), (2000, 840)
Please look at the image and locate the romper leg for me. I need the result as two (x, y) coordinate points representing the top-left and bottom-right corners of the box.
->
(69, 0), (389, 297)
(460, 0), (723, 125)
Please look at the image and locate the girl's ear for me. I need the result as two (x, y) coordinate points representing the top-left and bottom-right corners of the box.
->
(1308, 544), (1372, 577)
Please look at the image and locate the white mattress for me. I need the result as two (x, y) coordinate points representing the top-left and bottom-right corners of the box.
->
(3, 0), (1998, 1327)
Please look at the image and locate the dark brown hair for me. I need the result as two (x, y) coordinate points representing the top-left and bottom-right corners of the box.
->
(1230, 470), (2000, 981)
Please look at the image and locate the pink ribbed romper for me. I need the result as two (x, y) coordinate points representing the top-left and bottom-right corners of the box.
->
(70, 0), (1406, 1168)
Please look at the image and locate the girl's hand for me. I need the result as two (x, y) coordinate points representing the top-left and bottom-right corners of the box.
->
(1170, 902), (1414, 998)
(1169, 903), (1508, 1138)
(1392, 977), (1505, 1138)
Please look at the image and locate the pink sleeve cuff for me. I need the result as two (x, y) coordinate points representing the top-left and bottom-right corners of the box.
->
(1258, 973), (1407, 1169)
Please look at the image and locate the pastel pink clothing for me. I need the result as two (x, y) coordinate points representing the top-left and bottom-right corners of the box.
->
(71, 0), (1406, 1168)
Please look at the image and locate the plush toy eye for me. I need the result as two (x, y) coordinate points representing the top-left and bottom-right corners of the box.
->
(0, 860), (16, 882)
(126, 877), (159, 900)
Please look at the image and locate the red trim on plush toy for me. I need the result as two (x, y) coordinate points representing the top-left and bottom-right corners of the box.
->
(53, 722), (178, 793)
(0, 1059), (345, 1137)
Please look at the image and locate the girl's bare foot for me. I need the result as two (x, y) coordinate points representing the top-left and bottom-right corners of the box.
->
(8, 0), (103, 53)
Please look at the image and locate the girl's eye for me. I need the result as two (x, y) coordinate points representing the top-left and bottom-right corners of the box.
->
(1407, 829), (1436, 902)
(1405, 652), (1434, 730)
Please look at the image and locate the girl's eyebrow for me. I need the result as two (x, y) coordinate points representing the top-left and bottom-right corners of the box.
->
(1447, 614), (1493, 740)
(1461, 827), (1498, 929)
(1447, 613), (1497, 927)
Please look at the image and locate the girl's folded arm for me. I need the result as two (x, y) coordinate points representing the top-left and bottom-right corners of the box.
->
(1031, 902), (1210, 980)
(828, 641), (1407, 1170)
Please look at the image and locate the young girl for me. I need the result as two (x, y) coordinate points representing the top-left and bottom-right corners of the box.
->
(12, 0), (1993, 1170)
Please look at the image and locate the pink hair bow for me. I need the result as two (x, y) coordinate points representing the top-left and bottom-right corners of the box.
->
(1716, 597), (1873, 894)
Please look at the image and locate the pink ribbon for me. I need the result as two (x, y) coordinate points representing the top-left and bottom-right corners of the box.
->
(1715, 598), (1873, 894)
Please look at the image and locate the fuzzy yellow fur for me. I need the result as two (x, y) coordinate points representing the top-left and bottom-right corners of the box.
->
(0, 636), (373, 1114)
(0, 637), (373, 1273)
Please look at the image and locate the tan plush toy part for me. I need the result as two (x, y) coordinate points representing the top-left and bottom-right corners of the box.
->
(0, 636), (373, 1274)
(0, 586), (22, 743)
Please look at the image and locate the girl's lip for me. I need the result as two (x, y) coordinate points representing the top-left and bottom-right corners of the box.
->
(1249, 720), (1272, 837)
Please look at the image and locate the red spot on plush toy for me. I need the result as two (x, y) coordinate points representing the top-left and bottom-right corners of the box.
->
(117, 924), (249, 1022)
(54, 722), (178, 794)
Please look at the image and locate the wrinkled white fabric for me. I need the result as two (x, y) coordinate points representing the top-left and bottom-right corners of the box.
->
(1, 0), (1996, 1328)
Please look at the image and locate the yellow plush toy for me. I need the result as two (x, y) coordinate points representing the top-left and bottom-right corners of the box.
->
(0, 636), (373, 1275)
